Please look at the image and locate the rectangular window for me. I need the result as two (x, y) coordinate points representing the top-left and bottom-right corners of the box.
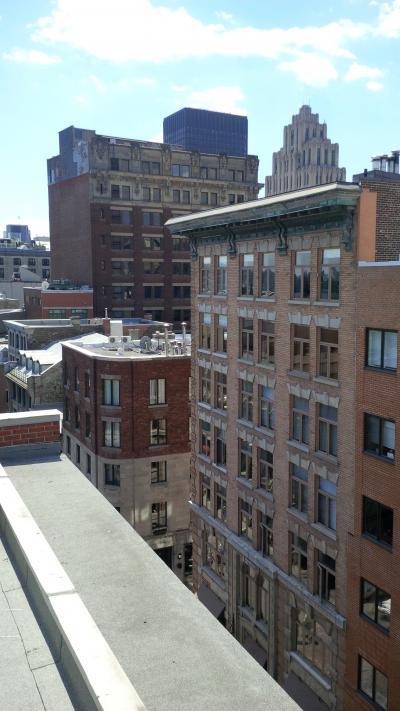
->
(293, 325), (310, 373)
(239, 439), (252, 479)
(182, 190), (190, 204)
(319, 328), (339, 379)
(200, 256), (211, 293)
(152, 502), (167, 534)
(239, 499), (253, 539)
(318, 404), (338, 456)
(291, 465), (308, 515)
(150, 418), (167, 445)
(172, 285), (190, 299)
(172, 261), (190, 275)
(151, 461), (167, 484)
(260, 513), (273, 557)
(143, 261), (162, 275)
(172, 189), (180, 203)
(86, 454), (91, 475)
(199, 367), (211, 405)
(363, 497), (393, 548)
(85, 412), (91, 438)
(295, 614), (332, 677)
(364, 414), (395, 460)
(143, 236), (163, 251)
(111, 210), (132, 225)
(65, 397), (70, 422)
(292, 396), (309, 445)
(172, 164), (190, 177)
(239, 380), (253, 422)
(241, 254), (254, 296)
(111, 236), (133, 250)
(259, 386), (275, 430)
(240, 318), (254, 360)
(74, 406), (80, 430)
(216, 315), (227, 353)
(242, 564), (253, 609)
(215, 483), (227, 521)
(103, 420), (120, 448)
(318, 552), (336, 606)
(361, 579), (391, 632)
(76, 445), (80, 464)
(318, 477), (337, 530)
(103, 379), (120, 406)
(216, 255), (227, 295)
(293, 251), (311, 299)
(201, 476), (211, 510)
(200, 192), (209, 205)
(258, 449), (273, 493)
(144, 285), (163, 299)
(358, 656), (388, 710)
(143, 211), (162, 226)
(66, 435), (71, 455)
(149, 378), (166, 405)
(104, 463), (120, 486)
(320, 248), (340, 301)
(367, 329), (397, 371)
(200, 420), (211, 457)
(260, 252), (275, 297)
(215, 371), (227, 411)
(290, 534), (308, 584)
(172, 237), (190, 252)
(260, 320), (275, 365)
(199, 313), (211, 349)
(215, 427), (226, 467)
(205, 528), (225, 578)
(210, 192), (217, 206)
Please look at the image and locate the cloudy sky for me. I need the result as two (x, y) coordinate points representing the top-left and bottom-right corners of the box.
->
(1, 0), (399, 236)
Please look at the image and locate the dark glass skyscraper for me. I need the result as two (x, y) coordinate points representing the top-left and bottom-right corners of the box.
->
(163, 108), (248, 157)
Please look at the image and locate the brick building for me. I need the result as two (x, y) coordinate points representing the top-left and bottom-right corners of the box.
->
(47, 121), (261, 325)
(62, 326), (192, 582)
(24, 283), (94, 320)
(168, 175), (400, 710)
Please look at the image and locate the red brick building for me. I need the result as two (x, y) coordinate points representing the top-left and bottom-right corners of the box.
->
(62, 329), (192, 582)
(24, 284), (94, 320)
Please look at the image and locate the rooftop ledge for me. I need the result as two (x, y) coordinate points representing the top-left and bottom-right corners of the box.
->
(0, 446), (298, 711)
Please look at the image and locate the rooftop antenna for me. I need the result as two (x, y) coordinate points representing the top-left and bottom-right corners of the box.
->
(104, 307), (108, 318)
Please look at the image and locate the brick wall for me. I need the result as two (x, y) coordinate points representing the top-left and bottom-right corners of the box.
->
(0, 411), (60, 447)
(359, 178), (400, 261)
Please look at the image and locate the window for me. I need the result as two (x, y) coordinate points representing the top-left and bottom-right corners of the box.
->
(215, 427), (226, 467)
(241, 254), (254, 295)
(239, 499), (253, 539)
(149, 378), (166, 405)
(143, 236), (163, 251)
(363, 497), (393, 548)
(111, 210), (132, 225)
(260, 321), (275, 365)
(141, 160), (160, 175)
(256, 575), (270, 623)
(216, 315), (227, 353)
(66, 435), (71, 455)
(260, 514), (273, 557)
(71, 309), (88, 319)
(199, 313), (211, 349)
(205, 528), (225, 578)
(259, 386), (275, 430)
(290, 534), (308, 584)
(260, 252), (275, 297)
(173, 189), (180, 203)
(172, 237), (190, 252)
(103, 420), (121, 448)
(293, 325), (310, 373)
(74, 406), (80, 430)
(358, 656), (388, 710)
(112, 260), (133, 275)
(103, 378), (120, 406)
(172, 261), (190, 275)
(201, 476), (211, 510)
(143, 211), (162, 226)
(319, 329), (339, 379)
(215, 483), (227, 521)
(258, 449), (273, 493)
(76, 445), (81, 465)
(200, 420), (211, 457)
(85, 412), (91, 438)
(239, 439), (252, 479)
(144, 285), (163, 299)
(364, 414), (395, 460)
(65, 397), (70, 422)
(173, 285), (190, 299)
(295, 613), (332, 677)
(216, 256), (227, 295)
(86, 454), (91, 476)
(293, 251), (311, 299)
(48, 309), (66, 318)
(150, 419), (167, 445)
(240, 318), (254, 360)
(112, 286), (133, 301)
(152, 502), (167, 534)
(361, 579), (391, 632)
(199, 368), (211, 405)
(318, 405), (338, 456)
(317, 552), (336, 605)
(74, 367), (80, 391)
(320, 248), (340, 301)
(171, 164), (190, 177)
(318, 478), (337, 530)
(143, 261), (161, 275)
(215, 372), (227, 411)
(111, 235), (133, 250)
(239, 380), (253, 422)
(367, 328), (397, 371)
(291, 465), (308, 515)
(210, 192), (217, 206)
(150, 461), (167, 484)
(200, 166), (217, 180)
(182, 190), (190, 204)
(200, 256), (211, 293)
(242, 564), (253, 610)
(292, 397), (309, 445)
(200, 192), (208, 205)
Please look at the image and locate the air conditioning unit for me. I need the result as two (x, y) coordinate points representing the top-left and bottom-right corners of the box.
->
(109, 336), (116, 344)
(121, 336), (129, 343)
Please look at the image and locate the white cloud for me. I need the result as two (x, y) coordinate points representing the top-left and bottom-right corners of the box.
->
(89, 74), (107, 94)
(278, 54), (339, 87)
(377, 0), (400, 36)
(183, 86), (246, 115)
(3, 48), (60, 64)
(344, 62), (383, 80)
(148, 132), (163, 143)
(74, 94), (89, 105)
(215, 11), (233, 22)
(171, 84), (188, 93)
(366, 80), (384, 91)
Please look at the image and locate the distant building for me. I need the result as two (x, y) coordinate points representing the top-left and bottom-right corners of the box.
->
(265, 105), (346, 196)
(4, 224), (31, 243)
(24, 282), (94, 320)
(0, 243), (50, 283)
(163, 107), (248, 157)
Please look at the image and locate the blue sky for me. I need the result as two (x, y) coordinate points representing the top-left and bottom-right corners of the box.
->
(1, 0), (400, 236)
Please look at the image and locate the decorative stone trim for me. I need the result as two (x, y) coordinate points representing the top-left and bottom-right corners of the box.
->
(198, 410), (212, 424)
(313, 536), (338, 560)
(237, 427), (254, 444)
(238, 368), (255, 383)
(287, 450), (310, 470)
(213, 361), (228, 375)
(256, 309), (276, 321)
(287, 383), (311, 399)
(256, 436), (274, 454)
(311, 461), (339, 485)
(256, 373), (276, 388)
(288, 312), (312, 326)
(313, 315), (341, 328)
(197, 357), (212, 370)
(198, 303), (212, 313)
(313, 391), (339, 408)
(213, 303), (228, 315)
(237, 307), (254, 319)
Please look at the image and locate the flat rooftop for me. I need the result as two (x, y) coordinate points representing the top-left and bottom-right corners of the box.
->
(0, 446), (298, 711)
(64, 334), (191, 360)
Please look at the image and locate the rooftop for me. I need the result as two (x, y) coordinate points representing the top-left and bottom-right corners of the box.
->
(64, 332), (191, 360)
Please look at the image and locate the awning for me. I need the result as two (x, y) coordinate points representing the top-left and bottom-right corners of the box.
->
(283, 672), (329, 711)
(197, 583), (225, 621)
(243, 639), (268, 668)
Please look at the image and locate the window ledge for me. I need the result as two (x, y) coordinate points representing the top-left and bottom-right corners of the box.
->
(257, 362), (275, 371)
(287, 507), (308, 523)
(313, 376), (340, 388)
(365, 365), (397, 376)
(213, 294), (227, 300)
(287, 439), (309, 454)
(198, 402), (212, 411)
(255, 619), (269, 637)
(237, 418), (254, 429)
(197, 348), (211, 355)
(211, 407), (227, 417)
(287, 299), (311, 305)
(148, 403), (168, 409)
(254, 487), (273, 503)
(150, 481), (168, 487)
(254, 425), (275, 439)
(239, 605), (256, 623)
(101, 404), (122, 410)
(363, 450), (395, 465)
(213, 351), (227, 358)
(289, 653), (332, 691)
(212, 464), (227, 475)
(361, 533), (393, 553)
(288, 370), (311, 380)
(237, 358), (254, 366)
(197, 453), (211, 464)
(360, 613), (390, 636)
(236, 477), (254, 491)
(313, 451), (338, 467)
(202, 566), (226, 591)
(311, 522), (337, 541)
(198, 293), (211, 298)
(104, 483), (121, 490)
(256, 297), (276, 304)
(313, 301), (340, 308)
(237, 296), (255, 301)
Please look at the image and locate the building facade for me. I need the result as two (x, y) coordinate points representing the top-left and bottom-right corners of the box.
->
(24, 283), (94, 320)
(47, 123), (261, 324)
(265, 106), (346, 197)
(163, 108), (248, 157)
(0, 243), (50, 282)
(61, 331), (192, 582)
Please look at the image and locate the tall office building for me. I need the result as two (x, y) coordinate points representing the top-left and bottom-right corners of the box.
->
(167, 169), (400, 710)
(47, 122), (260, 324)
(163, 108), (248, 157)
(265, 105), (346, 196)
(4, 224), (31, 243)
